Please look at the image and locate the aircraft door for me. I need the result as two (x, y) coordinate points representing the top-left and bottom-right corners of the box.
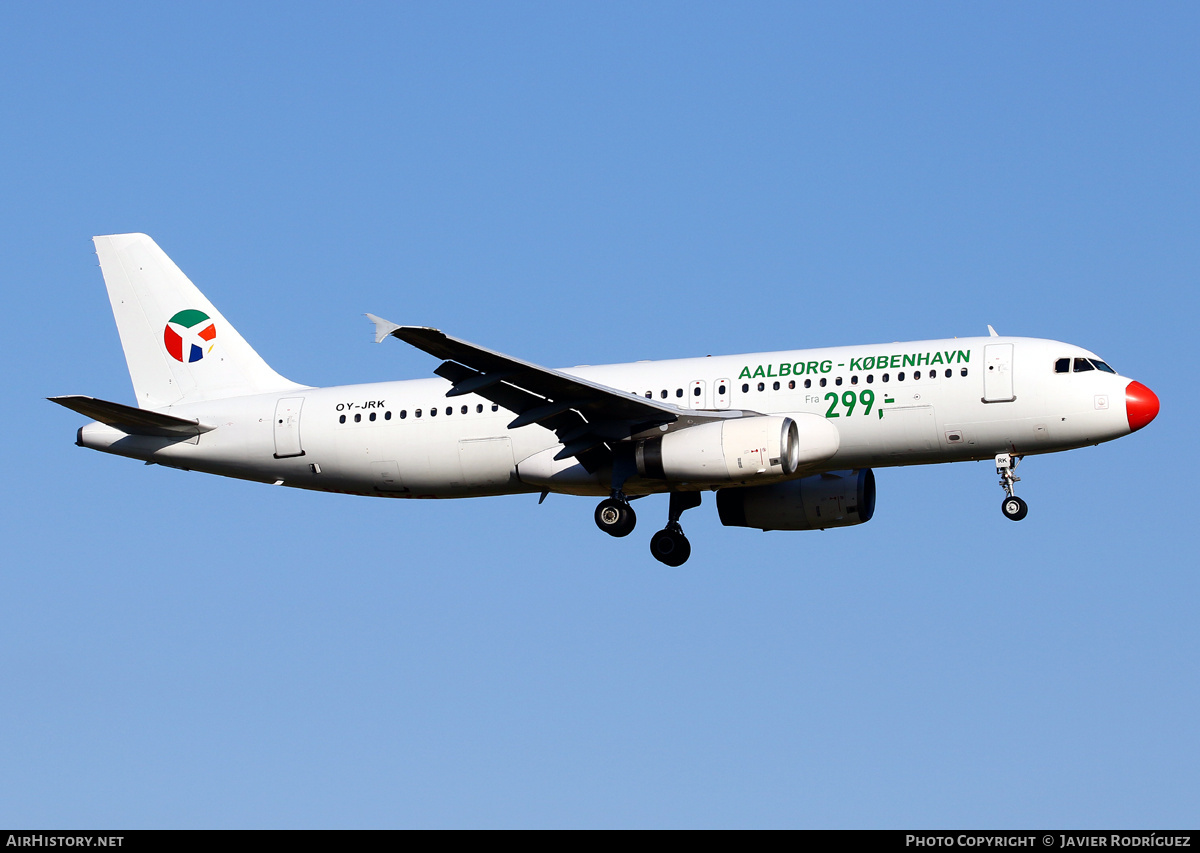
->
(984, 343), (1012, 403)
(983, 344), (1016, 403)
(273, 397), (306, 458)
(714, 378), (731, 409)
(689, 380), (707, 409)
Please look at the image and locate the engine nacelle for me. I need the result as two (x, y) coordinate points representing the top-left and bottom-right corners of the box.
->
(716, 468), (876, 530)
(635, 414), (837, 485)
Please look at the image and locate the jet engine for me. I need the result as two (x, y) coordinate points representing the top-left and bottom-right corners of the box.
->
(634, 414), (838, 485)
(716, 468), (876, 530)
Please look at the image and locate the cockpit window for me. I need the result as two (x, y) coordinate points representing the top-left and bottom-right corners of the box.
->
(1073, 358), (1094, 373)
(1091, 359), (1116, 374)
(1055, 358), (1070, 374)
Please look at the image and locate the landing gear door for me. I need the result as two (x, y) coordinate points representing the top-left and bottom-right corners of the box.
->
(273, 397), (306, 458)
(689, 380), (707, 409)
(983, 344), (1015, 403)
(714, 378), (731, 410)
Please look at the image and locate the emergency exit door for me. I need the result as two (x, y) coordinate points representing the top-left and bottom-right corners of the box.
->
(273, 397), (306, 458)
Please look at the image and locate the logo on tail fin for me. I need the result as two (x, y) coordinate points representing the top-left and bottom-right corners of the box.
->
(163, 309), (217, 363)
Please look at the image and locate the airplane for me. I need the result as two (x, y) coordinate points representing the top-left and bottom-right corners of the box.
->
(51, 233), (1160, 565)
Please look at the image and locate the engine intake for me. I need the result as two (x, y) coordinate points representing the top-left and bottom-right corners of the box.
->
(716, 468), (876, 530)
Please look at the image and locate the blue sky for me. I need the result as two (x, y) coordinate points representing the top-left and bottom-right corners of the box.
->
(2, 2), (1197, 828)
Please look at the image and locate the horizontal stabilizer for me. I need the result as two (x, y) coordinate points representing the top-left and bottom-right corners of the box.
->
(48, 396), (216, 438)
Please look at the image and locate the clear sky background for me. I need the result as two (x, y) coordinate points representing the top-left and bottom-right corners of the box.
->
(1, 2), (1197, 828)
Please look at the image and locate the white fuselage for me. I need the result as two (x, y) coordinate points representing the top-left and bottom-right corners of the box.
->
(77, 335), (1138, 498)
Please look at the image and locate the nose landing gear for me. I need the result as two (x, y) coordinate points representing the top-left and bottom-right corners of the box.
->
(996, 453), (1028, 521)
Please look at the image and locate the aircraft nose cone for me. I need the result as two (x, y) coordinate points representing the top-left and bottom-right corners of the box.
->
(1126, 381), (1160, 432)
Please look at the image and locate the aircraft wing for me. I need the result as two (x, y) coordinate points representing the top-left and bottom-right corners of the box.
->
(367, 316), (742, 470)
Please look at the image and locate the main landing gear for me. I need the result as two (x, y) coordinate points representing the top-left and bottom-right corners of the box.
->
(996, 453), (1028, 521)
(592, 490), (702, 566)
(649, 492), (702, 567)
(595, 493), (636, 537)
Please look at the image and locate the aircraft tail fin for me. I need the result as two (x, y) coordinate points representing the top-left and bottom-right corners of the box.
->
(93, 233), (305, 408)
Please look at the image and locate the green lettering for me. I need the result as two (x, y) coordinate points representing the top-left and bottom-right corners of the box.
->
(849, 357), (862, 371)
(793, 362), (805, 376)
(766, 364), (777, 377)
(902, 354), (914, 367)
(807, 361), (819, 375)
(918, 352), (930, 365)
(862, 356), (875, 370)
(819, 360), (833, 373)
(957, 350), (970, 363)
(779, 362), (791, 377)
(752, 365), (765, 378)
(738, 366), (751, 379)
(943, 350), (955, 364)
(891, 355), (902, 368)
(931, 351), (944, 365)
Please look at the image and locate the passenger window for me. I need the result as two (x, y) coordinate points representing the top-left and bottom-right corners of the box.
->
(742, 383), (749, 393)
(415, 409), (422, 418)
(354, 413), (361, 423)
(866, 374), (874, 384)
(446, 407), (452, 415)
(914, 371), (921, 380)
(476, 404), (483, 413)
(945, 369), (952, 378)
(756, 382), (764, 392)
(960, 368), (968, 377)
(676, 388), (684, 398)
(1074, 358), (1094, 373)
(385, 411), (392, 420)
(645, 391), (652, 398)
(369, 411), (376, 421)
(661, 390), (668, 399)
(461, 405), (468, 414)
(718, 384), (727, 395)
(882, 373), (889, 382)
(788, 380), (795, 390)
(491, 404), (499, 412)
(1055, 358), (1071, 373)
(819, 378), (827, 387)
(851, 375), (858, 385)
(339, 414), (346, 424)
(400, 410), (407, 419)
(898, 372), (906, 381)
(430, 407), (437, 417)
(772, 381), (780, 391)
(804, 379), (811, 389)
(835, 377), (843, 386)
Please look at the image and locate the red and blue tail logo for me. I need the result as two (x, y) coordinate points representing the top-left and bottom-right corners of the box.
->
(164, 309), (216, 363)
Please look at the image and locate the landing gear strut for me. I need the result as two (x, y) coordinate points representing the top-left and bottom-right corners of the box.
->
(650, 492), (701, 566)
(996, 453), (1028, 521)
(595, 493), (636, 537)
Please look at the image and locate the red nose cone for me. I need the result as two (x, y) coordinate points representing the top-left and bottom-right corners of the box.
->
(1126, 381), (1160, 432)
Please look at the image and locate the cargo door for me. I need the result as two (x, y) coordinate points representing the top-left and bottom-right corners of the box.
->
(983, 343), (1016, 403)
(273, 397), (305, 458)
(458, 437), (516, 487)
(881, 406), (939, 455)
